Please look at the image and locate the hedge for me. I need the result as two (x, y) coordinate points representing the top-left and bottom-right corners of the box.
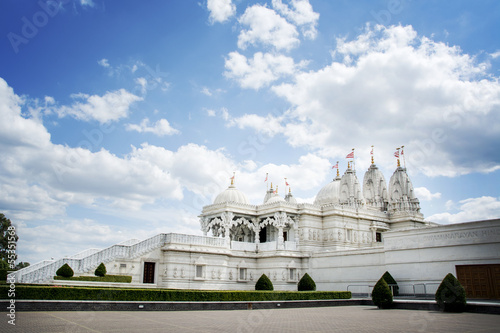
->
(435, 273), (467, 312)
(0, 285), (351, 302)
(53, 275), (132, 283)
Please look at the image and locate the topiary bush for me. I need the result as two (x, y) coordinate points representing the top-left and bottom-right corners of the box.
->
(298, 273), (316, 291)
(382, 271), (399, 296)
(56, 263), (74, 278)
(372, 277), (393, 309)
(435, 273), (467, 312)
(95, 263), (107, 277)
(255, 274), (273, 291)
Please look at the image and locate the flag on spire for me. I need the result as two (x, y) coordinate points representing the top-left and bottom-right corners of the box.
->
(285, 178), (289, 186)
(346, 151), (354, 159)
(370, 147), (374, 155)
(332, 162), (339, 169)
(394, 150), (399, 158)
(264, 173), (268, 182)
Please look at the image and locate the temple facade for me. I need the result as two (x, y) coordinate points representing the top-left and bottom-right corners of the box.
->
(11, 157), (500, 299)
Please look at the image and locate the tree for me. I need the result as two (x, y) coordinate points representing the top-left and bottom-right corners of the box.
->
(255, 274), (274, 290)
(15, 262), (30, 270)
(1, 213), (18, 265)
(95, 263), (107, 277)
(56, 263), (74, 278)
(372, 277), (393, 309)
(381, 271), (399, 296)
(298, 273), (316, 291)
(435, 273), (467, 312)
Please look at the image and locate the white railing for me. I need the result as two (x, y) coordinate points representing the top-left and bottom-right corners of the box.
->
(231, 241), (257, 251)
(258, 241), (277, 251)
(9, 233), (229, 284)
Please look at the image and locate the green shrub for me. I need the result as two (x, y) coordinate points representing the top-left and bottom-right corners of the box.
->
(255, 274), (274, 291)
(381, 271), (399, 296)
(54, 275), (132, 283)
(435, 273), (467, 312)
(94, 263), (107, 277)
(56, 263), (74, 278)
(372, 277), (393, 309)
(0, 284), (351, 301)
(298, 273), (316, 291)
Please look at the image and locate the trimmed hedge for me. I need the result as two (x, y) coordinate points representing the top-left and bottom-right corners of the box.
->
(0, 285), (351, 302)
(56, 264), (74, 278)
(381, 271), (399, 296)
(372, 277), (393, 309)
(298, 273), (316, 291)
(95, 263), (107, 277)
(255, 274), (274, 291)
(435, 273), (467, 312)
(53, 275), (132, 283)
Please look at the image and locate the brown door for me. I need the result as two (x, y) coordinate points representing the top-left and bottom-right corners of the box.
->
(456, 264), (500, 299)
(143, 262), (155, 284)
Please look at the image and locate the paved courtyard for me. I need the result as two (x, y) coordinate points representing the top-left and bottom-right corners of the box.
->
(2, 306), (500, 332)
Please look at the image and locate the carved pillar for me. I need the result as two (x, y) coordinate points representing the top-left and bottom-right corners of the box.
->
(253, 218), (260, 249)
(277, 227), (284, 250)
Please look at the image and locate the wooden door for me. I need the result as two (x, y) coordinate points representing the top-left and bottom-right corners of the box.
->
(143, 262), (155, 284)
(456, 264), (500, 299)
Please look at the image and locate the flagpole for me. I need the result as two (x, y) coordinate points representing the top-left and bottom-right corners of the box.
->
(352, 148), (355, 171)
(401, 145), (406, 169)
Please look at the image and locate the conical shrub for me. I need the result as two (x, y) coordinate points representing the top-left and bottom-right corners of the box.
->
(435, 273), (467, 312)
(56, 263), (74, 278)
(372, 277), (393, 309)
(255, 274), (273, 290)
(382, 271), (399, 296)
(298, 273), (316, 291)
(94, 263), (107, 277)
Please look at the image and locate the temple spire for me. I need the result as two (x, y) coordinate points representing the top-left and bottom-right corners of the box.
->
(371, 145), (374, 164)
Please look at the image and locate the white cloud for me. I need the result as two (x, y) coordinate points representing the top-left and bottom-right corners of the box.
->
(97, 58), (110, 68)
(55, 89), (143, 123)
(267, 24), (500, 176)
(490, 50), (500, 59)
(238, 4), (299, 51)
(427, 196), (500, 224)
(205, 108), (216, 117)
(272, 0), (319, 39)
(414, 187), (441, 201)
(80, 0), (95, 7)
(225, 51), (306, 89)
(224, 111), (285, 137)
(207, 0), (236, 24)
(125, 117), (180, 136)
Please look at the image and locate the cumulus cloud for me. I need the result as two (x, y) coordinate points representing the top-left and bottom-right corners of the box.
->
(266, 24), (500, 176)
(272, 0), (319, 39)
(225, 51), (306, 89)
(238, 4), (299, 51)
(414, 187), (441, 201)
(125, 117), (180, 136)
(97, 58), (110, 68)
(427, 196), (500, 224)
(207, 0), (236, 24)
(55, 89), (143, 123)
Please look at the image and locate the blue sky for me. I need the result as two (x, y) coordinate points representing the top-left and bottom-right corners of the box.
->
(1, 0), (500, 264)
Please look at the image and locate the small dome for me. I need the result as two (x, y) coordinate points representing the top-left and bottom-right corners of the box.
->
(266, 194), (285, 204)
(314, 176), (341, 206)
(285, 190), (297, 204)
(213, 184), (249, 205)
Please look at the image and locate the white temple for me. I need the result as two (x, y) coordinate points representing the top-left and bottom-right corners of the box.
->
(11, 153), (500, 299)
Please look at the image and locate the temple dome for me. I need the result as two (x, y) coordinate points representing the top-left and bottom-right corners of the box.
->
(339, 167), (365, 206)
(388, 166), (420, 212)
(266, 194), (286, 204)
(363, 163), (388, 211)
(213, 183), (249, 205)
(314, 176), (341, 206)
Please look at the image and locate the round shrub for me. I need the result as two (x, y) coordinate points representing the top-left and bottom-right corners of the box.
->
(298, 273), (316, 291)
(56, 263), (74, 278)
(372, 277), (393, 309)
(94, 263), (107, 277)
(435, 273), (467, 312)
(382, 271), (399, 296)
(255, 274), (273, 291)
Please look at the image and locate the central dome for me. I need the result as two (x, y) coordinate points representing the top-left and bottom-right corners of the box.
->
(314, 176), (341, 206)
(213, 184), (249, 205)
